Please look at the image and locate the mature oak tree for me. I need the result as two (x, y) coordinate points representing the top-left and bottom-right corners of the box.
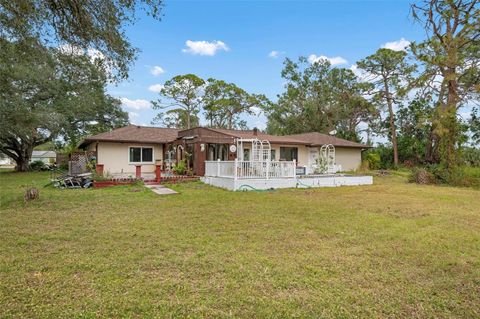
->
(0, 39), (128, 171)
(0, 0), (163, 81)
(0, 0), (161, 170)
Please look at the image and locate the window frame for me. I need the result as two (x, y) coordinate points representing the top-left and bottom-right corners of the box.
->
(279, 147), (298, 162)
(128, 146), (155, 164)
(270, 149), (276, 161)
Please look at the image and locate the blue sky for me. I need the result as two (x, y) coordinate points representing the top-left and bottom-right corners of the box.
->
(109, 0), (426, 130)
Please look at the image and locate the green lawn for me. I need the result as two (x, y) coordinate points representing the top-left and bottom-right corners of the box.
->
(1, 172), (479, 318)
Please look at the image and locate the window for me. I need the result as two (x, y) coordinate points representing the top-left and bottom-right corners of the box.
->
(129, 147), (154, 163)
(142, 148), (153, 162)
(280, 147), (298, 161)
(270, 150), (276, 161)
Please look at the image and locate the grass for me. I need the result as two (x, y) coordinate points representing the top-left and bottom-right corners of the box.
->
(1, 171), (479, 318)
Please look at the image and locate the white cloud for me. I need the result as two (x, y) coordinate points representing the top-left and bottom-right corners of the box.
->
(268, 50), (284, 58)
(129, 112), (139, 119)
(349, 64), (368, 78)
(307, 54), (348, 66)
(148, 84), (164, 93)
(381, 38), (411, 51)
(120, 97), (151, 110)
(182, 40), (229, 56)
(150, 66), (165, 76)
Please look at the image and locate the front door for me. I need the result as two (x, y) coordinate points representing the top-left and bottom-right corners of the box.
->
(308, 148), (319, 174)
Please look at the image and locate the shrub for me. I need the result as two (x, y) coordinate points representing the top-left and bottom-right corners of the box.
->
(363, 145), (394, 170)
(365, 152), (381, 170)
(410, 164), (480, 188)
(173, 160), (187, 175)
(29, 160), (47, 171)
(461, 147), (480, 167)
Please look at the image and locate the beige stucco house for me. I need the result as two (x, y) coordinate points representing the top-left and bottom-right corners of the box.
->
(79, 125), (370, 177)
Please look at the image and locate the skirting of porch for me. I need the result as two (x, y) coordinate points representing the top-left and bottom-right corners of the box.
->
(201, 175), (373, 191)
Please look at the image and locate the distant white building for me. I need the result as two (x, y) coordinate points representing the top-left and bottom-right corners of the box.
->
(31, 151), (56, 164)
(0, 153), (14, 166)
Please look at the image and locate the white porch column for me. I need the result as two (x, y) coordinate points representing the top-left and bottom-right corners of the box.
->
(266, 160), (269, 179)
(293, 159), (297, 178)
(234, 158), (238, 180)
(217, 158), (220, 177)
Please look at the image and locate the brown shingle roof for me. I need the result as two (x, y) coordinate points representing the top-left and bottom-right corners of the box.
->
(285, 132), (370, 148)
(205, 128), (306, 145)
(80, 125), (370, 149)
(79, 125), (178, 147)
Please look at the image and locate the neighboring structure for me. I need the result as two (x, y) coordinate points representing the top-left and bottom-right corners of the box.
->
(0, 153), (14, 168)
(31, 151), (57, 164)
(79, 125), (370, 179)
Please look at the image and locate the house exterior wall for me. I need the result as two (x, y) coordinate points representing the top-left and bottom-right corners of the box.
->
(231, 143), (361, 171)
(301, 146), (362, 172)
(84, 136), (362, 176)
(94, 142), (164, 175)
(269, 144), (309, 166)
(334, 147), (362, 171)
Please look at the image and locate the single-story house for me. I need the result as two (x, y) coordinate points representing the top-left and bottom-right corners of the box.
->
(31, 151), (57, 164)
(79, 125), (370, 177)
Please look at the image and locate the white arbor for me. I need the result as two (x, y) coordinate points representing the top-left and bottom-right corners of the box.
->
(236, 138), (271, 162)
(317, 144), (336, 174)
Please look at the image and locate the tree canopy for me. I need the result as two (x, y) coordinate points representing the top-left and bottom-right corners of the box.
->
(357, 48), (416, 166)
(204, 79), (270, 130)
(151, 74), (205, 130)
(0, 38), (128, 171)
(264, 57), (375, 142)
(151, 74), (270, 130)
(411, 0), (480, 168)
(0, 0), (163, 81)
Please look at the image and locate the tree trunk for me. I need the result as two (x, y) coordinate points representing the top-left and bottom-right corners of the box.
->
(384, 79), (399, 167)
(15, 157), (30, 172)
(425, 129), (436, 164)
(14, 144), (34, 172)
(439, 67), (459, 169)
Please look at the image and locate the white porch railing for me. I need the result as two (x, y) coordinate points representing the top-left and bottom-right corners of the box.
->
(205, 159), (296, 179)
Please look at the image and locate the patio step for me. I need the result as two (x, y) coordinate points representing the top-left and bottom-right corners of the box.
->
(144, 184), (178, 195)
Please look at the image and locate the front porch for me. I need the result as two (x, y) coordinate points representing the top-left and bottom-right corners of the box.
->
(200, 138), (372, 191)
(202, 159), (372, 191)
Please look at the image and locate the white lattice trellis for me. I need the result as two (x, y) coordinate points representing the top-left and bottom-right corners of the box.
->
(319, 144), (336, 174)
